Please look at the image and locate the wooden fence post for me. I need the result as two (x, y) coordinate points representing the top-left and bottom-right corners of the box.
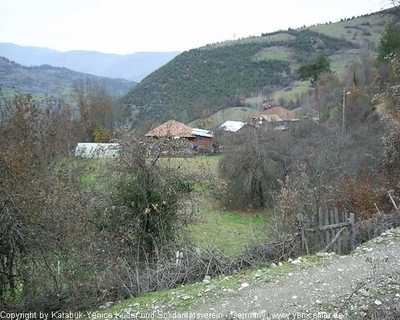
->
(301, 227), (309, 255)
(349, 212), (356, 249)
(298, 213), (310, 255)
(319, 207), (325, 248)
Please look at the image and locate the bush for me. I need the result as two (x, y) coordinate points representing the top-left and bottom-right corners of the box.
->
(218, 130), (288, 209)
(0, 99), (198, 311)
(196, 145), (213, 155)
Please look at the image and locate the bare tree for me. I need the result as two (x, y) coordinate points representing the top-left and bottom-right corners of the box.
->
(71, 78), (115, 141)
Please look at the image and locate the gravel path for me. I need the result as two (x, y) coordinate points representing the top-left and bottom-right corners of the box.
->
(188, 229), (400, 319)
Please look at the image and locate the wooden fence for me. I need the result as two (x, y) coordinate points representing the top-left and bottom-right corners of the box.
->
(298, 208), (356, 255)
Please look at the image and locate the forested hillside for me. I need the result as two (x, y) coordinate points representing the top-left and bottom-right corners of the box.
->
(0, 56), (135, 97)
(121, 10), (392, 127)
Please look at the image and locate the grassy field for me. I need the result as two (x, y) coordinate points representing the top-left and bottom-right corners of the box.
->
(252, 46), (295, 61)
(272, 80), (311, 102)
(329, 50), (365, 77)
(79, 154), (270, 255)
(160, 155), (270, 254)
(158, 154), (221, 174)
(186, 205), (270, 255)
(308, 13), (391, 46)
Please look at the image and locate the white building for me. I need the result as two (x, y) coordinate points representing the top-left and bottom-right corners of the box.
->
(75, 143), (120, 158)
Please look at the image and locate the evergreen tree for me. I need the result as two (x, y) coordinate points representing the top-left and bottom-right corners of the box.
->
(378, 23), (400, 61)
(296, 54), (331, 85)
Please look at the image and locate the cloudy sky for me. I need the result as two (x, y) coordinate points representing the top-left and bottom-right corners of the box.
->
(0, 0), (394, 55)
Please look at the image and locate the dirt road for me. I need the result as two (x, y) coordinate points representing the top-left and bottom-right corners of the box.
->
(188, 229), (400, 319)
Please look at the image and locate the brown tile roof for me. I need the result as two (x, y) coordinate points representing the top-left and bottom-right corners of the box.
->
(251, 106), (297, 121)
(145, 120), (194, 138)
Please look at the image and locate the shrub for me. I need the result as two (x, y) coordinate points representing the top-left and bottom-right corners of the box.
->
(107, 131), (196, 258)
(218, 130), (288, 210)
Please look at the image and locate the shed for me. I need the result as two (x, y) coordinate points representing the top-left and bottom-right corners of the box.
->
(75, 143), (120, 158)
(191, 128), (213, 147)
(218, 121), (247, 133)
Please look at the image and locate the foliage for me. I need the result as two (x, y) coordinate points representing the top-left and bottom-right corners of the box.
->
(108, 132), (194, 255)
(344, 51), (377, 89)
(93, 125), (110, 142)
(336, 174), (391, 221)
(268, 116), (385, 236)
(0, 93), (198, 311)
(296, 54), (331, 85)
(0, 93), (82, 309)
(315, 72), (342, 121)
(377, 23), (400, 61)
(374, 55), (400, 192)
(218, 130), (288, 209)
(71, 78), (115, 140)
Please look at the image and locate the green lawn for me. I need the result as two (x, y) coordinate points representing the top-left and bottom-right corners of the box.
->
(158, 155), (221, 175)
(186, 205), (270, 255)
(159, 155), (270, 254)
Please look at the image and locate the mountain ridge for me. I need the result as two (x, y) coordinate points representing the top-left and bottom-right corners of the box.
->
(0, 42), (180, 81)
(0, 56), (135, 98)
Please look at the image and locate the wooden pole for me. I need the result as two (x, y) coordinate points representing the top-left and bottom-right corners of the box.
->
(301, 228), (310, 255)
(342, 87), (346, 135)
(349, 213), (356, 249)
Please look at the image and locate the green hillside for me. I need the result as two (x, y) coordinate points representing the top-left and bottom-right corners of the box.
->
(122, 9), (392, 127)
(188, 107), (256, 129)
(0, 56), (135, 98)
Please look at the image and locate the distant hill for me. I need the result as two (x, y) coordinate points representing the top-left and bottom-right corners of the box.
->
(0, 43), (180, 81)
(121, 9), (393, 127)
(0, 56), (134, 97)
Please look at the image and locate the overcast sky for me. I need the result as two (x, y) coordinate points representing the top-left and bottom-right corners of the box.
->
(0, 0), (394, 55)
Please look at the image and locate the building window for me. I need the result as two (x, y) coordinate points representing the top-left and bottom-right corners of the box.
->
(198, 136), (203, 141)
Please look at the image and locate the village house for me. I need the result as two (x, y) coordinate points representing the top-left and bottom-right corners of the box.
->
(251, 106), (299, 130)
(145, 120), (213, 149)
(217, 120), (248, 133)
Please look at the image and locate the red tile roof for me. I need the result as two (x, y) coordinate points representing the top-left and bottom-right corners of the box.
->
(145, 120), (194, 138)
(251, 106), (297, 121)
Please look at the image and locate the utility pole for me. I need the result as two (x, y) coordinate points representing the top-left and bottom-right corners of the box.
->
(342, 87), (346, 135)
